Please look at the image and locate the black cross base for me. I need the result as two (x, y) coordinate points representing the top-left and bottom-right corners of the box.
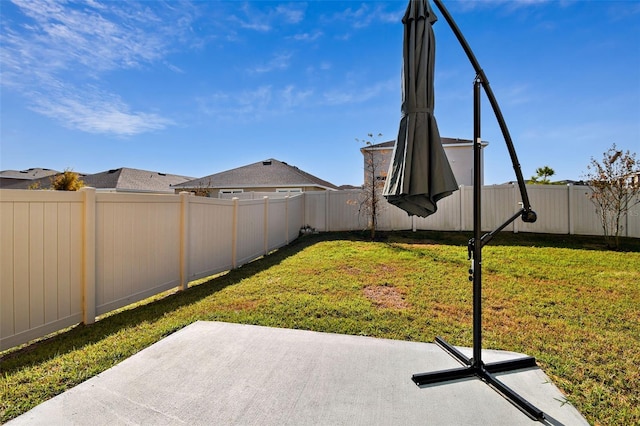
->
(412, 337), (544, 421)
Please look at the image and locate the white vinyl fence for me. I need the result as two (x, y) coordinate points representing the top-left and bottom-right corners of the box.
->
(0, 189), (304, 350)
(304, 184), (639, 237)
(1, 184), (638, 350)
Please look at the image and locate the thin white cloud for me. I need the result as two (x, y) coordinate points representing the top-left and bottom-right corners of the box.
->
(322, 78), (396, 106)
(606, 1), (640, 22)
(231, 16), (271, 32)
(28, 80), (172, 135)
(329, 3), (403, 29)
(199, 86), (273, 120)
(275, 4), (305, 24)
(1, 0), (195, 135)
(281, 85), (313, 110)
(201, 76), (394, 118)
(199, 84), (314, 121)
(501, 84), (533, 106)
(454, 0), (555, 13)
(292, 31), (324, 42)
(229, 2), (306, 32)
(7, 0), (182, 73)
(250, 52), (293, 74)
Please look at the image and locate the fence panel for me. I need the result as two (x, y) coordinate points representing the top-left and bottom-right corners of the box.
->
(568, 186), (602, 236)
(267, 197), (288, 250)
(327, 191), (366, 231)
(477, 185), (517, 232)
(517, 185), (569, 234)
(187, 197), (234, 281)
(413, 186), (466, 232)
(236, 199), (268, 266)
(378, 203), (413, 231)
(303, 191), (328, 231)
(287, 195), (305, 243)
(95, 193), (182, 316)
(0, 190), (84, 350)
(627, 194), (640, 237)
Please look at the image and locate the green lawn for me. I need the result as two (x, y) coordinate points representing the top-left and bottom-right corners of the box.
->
(1, 231), (639, 425)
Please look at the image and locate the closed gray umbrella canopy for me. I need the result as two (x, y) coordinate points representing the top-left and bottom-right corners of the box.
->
(383, 0), (458, 217)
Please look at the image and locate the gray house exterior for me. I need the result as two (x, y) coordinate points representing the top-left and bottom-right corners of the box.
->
(0, 168), (61, 189)
(361, 137), (488, 187)
(173, 159), (339, 197)
(83, 168), (193, 193)
(0, 167), (193, 193)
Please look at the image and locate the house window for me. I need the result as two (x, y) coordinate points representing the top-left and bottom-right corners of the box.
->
(276, 188), (302, 193)
(219, 189), (243, 194)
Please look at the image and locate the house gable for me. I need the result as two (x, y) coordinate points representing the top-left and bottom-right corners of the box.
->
(84, 167), (194, 193)
(362, 137), (488, 187)
(173, 159), (339, 195)
(0, 168), (61, 189)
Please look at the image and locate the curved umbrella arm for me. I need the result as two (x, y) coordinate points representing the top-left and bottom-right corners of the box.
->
(432, 0), (536, 222)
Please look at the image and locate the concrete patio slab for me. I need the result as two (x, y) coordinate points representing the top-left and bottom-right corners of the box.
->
(8, 321), (587, 425)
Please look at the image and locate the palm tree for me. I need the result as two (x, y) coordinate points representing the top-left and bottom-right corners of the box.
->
(530, 166), (555, 184)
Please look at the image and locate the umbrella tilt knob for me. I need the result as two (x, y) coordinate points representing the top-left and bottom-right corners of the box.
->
(521, 209), (537, 223)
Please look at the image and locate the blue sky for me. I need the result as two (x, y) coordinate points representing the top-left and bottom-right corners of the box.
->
(1, 0), (639, 186)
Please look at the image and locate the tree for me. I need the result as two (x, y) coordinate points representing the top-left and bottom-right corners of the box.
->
(192, 178), (213, 197)
(356, 133), (386, 240)
(51, 169), (84, 191)
(529, 165), (555, 184)
(584, 144), (640, 249)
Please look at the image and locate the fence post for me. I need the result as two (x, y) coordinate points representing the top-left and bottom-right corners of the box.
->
(264, 196), (269, 255)
(179, 192), (190, 291)
(513, 184), (519, 234)
(325, 191), (330, 232)
(625, 203), (629, 237)
(285, 196), (290, 244)
(458, 185), (464, 231)
(460, 185), (466, 232)
(81, 187), (96, 325)
(567, 184), (574, 235)
(232, 197), (238, 268)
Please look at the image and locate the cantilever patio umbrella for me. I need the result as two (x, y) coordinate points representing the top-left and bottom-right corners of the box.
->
(383, 0), (458, 217)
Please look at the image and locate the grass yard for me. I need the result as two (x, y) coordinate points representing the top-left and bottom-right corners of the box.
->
(1, 231), (639, 425)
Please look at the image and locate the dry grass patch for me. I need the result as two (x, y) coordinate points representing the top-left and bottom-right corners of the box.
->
(363, 284), (410, 309)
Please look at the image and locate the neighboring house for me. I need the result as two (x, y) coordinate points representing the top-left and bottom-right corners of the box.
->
(82, 167), (194, 193)
(0, 168), (60, 189)
(173, 159), (339, 197)
(0, 167), (193, 193)
(361, 138), (488, 187)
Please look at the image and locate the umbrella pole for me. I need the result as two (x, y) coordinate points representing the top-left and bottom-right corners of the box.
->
(411, 77), (545, 421)
(472, 76), (482, 370)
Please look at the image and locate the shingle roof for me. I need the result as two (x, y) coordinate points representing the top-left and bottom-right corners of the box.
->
(366, 137), (476, 150)
(0, 168), (60, 180)
(362, 140), (396, 149)
(83, 167), (194, 192)
(173, 159), (338, 190)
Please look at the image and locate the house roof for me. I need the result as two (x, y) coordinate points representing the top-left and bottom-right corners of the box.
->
(361, 140), (396, 150)
(83, 167), (194, 193)
(173, 159), (339, 191)
(364, 138), (486, 150)
(0, 168), (60, 181)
